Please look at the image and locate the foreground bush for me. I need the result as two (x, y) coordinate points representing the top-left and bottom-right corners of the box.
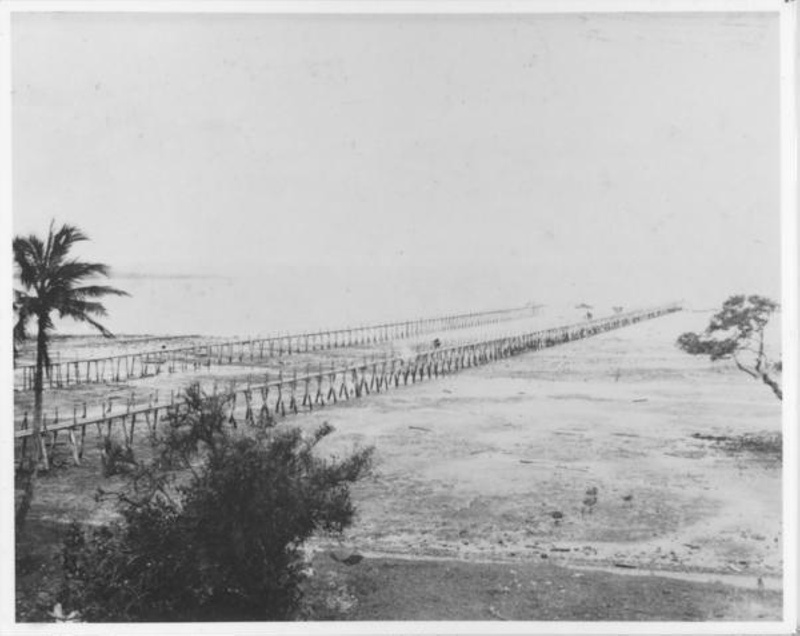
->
(60, 384), (373, 621)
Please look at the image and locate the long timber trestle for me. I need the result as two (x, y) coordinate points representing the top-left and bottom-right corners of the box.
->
(15, 304), (538, 391)
(15, 303), (681, 470)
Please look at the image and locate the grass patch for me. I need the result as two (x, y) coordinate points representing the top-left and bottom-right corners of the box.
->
(690, 432), (782, 460)
(18, 518), (782, 623)
(300, 554), (781, 621)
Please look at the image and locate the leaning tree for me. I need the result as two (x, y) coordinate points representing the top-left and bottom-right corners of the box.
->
(676, 294), (782, 400)
(13, 222), (128, 475)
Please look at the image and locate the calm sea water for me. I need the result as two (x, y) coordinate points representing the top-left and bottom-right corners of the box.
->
(47, 265), (675, 339)
(91, 272), (534, 337)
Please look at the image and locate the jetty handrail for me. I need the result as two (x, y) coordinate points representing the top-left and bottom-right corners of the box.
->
(14, 303), (541, 390)
(14, 302), (682, 447)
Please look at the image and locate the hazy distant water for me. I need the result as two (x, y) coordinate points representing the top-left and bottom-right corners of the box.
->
(42, 263), (687, 339)
(23, 266), (782, 369)
(45, 266), (652, 338)
(67, 271), (509, 337)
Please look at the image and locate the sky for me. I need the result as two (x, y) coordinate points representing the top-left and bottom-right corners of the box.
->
(10, 11), (782, 330)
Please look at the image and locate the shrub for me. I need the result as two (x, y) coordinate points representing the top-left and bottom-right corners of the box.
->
(61, 384), (373, 621)
(99, 438), (136, 477)
(676, 294), (781, 400)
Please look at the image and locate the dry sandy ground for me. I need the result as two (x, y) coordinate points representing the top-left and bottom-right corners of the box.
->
(286, 310), (783, 589)
(20, 309), (784, 620)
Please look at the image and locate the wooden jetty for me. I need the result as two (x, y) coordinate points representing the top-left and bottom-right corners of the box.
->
(14, 303), (681, 470)
(14, 304), (539, 391)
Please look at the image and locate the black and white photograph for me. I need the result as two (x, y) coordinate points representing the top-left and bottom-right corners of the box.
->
(2, 1), (797, 632)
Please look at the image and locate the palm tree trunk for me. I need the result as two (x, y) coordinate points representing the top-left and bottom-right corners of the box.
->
(15, 464), (35, 534)
(16, 317), (46, 533)
(33, 315), (47, 467)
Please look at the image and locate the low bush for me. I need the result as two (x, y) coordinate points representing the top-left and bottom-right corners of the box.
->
(60, 384), (373, 621)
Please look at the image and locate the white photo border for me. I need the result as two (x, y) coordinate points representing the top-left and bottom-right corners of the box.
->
(0, 1), (796, 634)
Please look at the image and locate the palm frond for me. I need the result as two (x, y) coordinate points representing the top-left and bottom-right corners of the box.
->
(13, 301), (31, 339)
(12, 236), (45, 289)
(43, 220), (55, 271)
(57, 298), (110, 320)
(69, 284), (130, 299)
(67, 312), (114, 338)
(49, 224), (89, 267)
(12, 221), (129, 370)
(53, 260), (112, 285)
(12, 295), (32, 360)
(14, 290), (40, 321)
(57, 298), (117, 337)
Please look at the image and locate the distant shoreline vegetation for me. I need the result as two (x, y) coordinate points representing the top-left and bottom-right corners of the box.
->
(42, 333), (203, 341)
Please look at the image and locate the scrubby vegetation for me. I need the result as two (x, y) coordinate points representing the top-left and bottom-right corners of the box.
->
(690, 432), (782, 460)
(677, 295), (781, 400)
(58, 384), (373, 621)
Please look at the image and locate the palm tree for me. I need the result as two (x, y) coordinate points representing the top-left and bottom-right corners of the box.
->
(13, 221), (129, 470)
